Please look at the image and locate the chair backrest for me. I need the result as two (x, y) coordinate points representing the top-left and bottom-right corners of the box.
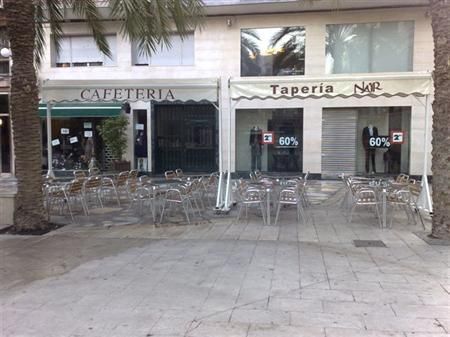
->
(88, 167), (100, 176)
(116, 171), (129, 187)
(139, 175), (151, 186)
(127, 177), (138, 193)
(66, 179), (84, 195)
(74, 170), (87, 180)
(249, 172), (257, 181)
(175, 168), (184, 177)
(84, 176), (102, 190)
(165, 170), (177, 180)
(279, 189), (299, 203)
(396, 173), (409, 184)
(129, 169), (138, 179)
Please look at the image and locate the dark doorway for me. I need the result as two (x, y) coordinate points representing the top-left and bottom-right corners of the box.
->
(153, 103), (217, 173)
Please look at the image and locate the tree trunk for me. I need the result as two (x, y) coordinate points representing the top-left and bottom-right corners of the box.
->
(4, 0), (48, 230)
(430, 0), (450, 240)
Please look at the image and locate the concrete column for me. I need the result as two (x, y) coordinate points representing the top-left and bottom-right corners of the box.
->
(303, 105), (323, 174)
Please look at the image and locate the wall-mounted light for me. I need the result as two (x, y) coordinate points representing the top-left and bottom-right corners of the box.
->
(0, 47), (11, 58)
(226, 18), (233, 27)
(0, 118), (3, 126)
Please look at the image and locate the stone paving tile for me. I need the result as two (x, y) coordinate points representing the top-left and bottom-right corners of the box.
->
(290, 311), (365, 329)
(268, 296), (323, 312)
(186, 321), (250, 337)
(230, 309), (290, 325)
(247, 324), (325, 337)
(364, 314), (447, 333)
(325, 327), (405, 337)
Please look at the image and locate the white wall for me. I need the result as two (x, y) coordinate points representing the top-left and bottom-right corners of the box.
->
(38, 6), (433, 175)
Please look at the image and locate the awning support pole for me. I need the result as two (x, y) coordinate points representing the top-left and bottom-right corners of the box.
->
(417, 94), (433, 213)
(223, 88), (235, 211)
(46, 102), (54, 178)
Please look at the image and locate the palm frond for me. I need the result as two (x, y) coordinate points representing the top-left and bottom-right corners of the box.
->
(109, 0), (204, 58)
(69, 0), (111, 58)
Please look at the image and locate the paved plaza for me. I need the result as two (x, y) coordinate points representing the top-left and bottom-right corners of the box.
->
(1, 181), (449, 337)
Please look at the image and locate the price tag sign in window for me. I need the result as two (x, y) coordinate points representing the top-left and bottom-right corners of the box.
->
(278, 136), (300, 147)
(390, 130), (405, 144)
(262, 132), (274, 144)
(368, 136), (391, 148)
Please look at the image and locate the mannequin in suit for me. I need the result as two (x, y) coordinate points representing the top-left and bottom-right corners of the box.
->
(362, 124), (378, 174)
(249, 125), (262, 171)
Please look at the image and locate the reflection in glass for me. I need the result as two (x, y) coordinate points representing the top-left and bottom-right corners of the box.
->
(326, 21), (414, 74)
(241, 27), (305, 76)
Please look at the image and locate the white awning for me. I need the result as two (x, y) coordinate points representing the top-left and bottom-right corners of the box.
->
(40, 78), (219, 103)
(230, 73), (432, 101)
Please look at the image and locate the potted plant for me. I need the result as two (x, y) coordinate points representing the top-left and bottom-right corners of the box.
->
(97, 115), (130, 172)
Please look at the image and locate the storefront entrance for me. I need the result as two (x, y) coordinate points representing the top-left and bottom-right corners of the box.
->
(153, 103), (218, 173)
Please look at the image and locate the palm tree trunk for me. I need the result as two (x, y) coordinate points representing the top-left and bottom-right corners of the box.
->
(430, 0), (450, 240)
(5, 0), (48, 230)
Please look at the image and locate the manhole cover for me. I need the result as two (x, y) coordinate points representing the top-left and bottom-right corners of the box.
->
(353, 240), (386, 247)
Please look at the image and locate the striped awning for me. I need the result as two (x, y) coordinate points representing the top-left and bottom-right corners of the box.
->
(38, 103), (122, 118)
(230, 73), (432, 101)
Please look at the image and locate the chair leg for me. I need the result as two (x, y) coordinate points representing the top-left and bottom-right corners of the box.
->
(348, 204), (356, 223)
(260, 202), (266, 225)
(159, 199), (167, 224)
(374, 203), (382, 229)
(183, 202), (191, 225)
(236, 204), (243, 223)
(274, 202), (282, 226)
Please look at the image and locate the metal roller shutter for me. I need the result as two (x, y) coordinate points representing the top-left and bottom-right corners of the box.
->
(322, 109), (357, 178)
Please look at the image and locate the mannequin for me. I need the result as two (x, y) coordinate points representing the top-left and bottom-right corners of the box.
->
(249, 125), (262, 171)
(362, 124), (378, 174)
(135, 130), (147, 158)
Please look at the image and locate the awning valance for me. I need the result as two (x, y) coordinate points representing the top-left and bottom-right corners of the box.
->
(38, 103), (122, 118)
(230, 73), (432, 101)
(40, 78), (219, 103)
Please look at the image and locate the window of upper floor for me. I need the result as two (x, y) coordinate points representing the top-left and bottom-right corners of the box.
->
(241, 26), (305, 77)
(0, 94), (8, 114)
(0, 58), (9, 75)
(325, 21), (414, 74)
(52, 35), (117, 68)
(132, 33), (194, 66)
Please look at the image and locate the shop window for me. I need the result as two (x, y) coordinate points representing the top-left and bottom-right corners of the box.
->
(241, 27), (305, 76)
(132, 33), (194, 66)
(326, 21), (414, 74)
(236, 108), (303, 172)
(53, 35), (117, 67)
(321, 107), (411, 177)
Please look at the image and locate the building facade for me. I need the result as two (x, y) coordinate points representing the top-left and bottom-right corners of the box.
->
(35, 0), (433, 179)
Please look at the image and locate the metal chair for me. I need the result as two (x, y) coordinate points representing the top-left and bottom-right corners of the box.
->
(165, 170), (177, 180)
(83, 176), (104, 210)
(274, 188), (306, 225)
(235, 185), (266, 225)
(63, 179), (89, 220)
(348, 187), (381, 228)
(159, 184), (194, 225)
(175, 168), (184, 178)
(101, 171), (129, 205)
(408, 181), (426, 230)
(127, 177), (155, 218)
(386, 188), (420, 228)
